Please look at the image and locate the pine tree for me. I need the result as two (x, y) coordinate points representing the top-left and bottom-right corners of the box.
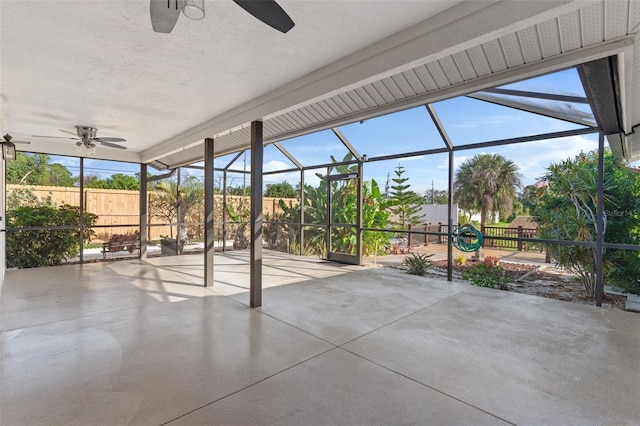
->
(389, 165), (424, 229)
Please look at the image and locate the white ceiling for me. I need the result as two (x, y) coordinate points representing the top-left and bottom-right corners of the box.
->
(1, 0), (639, 166)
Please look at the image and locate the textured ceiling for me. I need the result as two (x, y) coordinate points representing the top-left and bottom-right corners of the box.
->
(1, 1), (639, 166)
(0, 0), (461, 161)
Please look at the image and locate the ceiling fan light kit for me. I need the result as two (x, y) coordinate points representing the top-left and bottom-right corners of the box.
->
(76, 140), (97, 157)
(182, 0), (205, 20)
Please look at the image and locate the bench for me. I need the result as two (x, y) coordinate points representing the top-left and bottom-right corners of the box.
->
(101, 240), (140, 259)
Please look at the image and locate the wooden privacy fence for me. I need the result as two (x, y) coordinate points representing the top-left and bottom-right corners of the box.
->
(6, 184), (297, 241)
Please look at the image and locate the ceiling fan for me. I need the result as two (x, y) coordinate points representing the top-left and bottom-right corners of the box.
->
(150, 0), (295, 34)
(33, 126), (127, 150)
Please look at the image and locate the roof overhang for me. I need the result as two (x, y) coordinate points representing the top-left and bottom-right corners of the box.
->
(2, 1), (639, 167)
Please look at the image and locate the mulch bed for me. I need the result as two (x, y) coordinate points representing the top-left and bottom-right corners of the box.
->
(428, 259), (627, 311)
(432, 259), (537, 280)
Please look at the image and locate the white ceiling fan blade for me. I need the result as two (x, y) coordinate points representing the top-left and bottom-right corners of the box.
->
(95, 137), (126, 143)
(33, 135), (79, 140)
(59, 129), (78, 136)
(98, 141), (127, 150)
(150, 0), (181, 34)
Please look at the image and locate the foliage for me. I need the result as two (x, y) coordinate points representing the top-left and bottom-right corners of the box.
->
(403, 252), (434, 276)
(6, 153), (75, 186)
(265, 181), (298, 198)
(389, 165), (424, 229)
(6, 190), (98, 268)
(519, 184), (538, 216)
(454, 253), (467, 265)
(462, 260), (510, 290)
(227, 201), (250, 250)
(8, 187), (49, 207)
(149, 174), (204, 241)
(454, 154), (522, 228)
(84, 173), (140, 190)
(505, 198), (526, 222)
(532, 150), (640, 296)
(108, 231), (140, 253)
(276, 153), (395, 257)
(226, 185), (250, 196)
(484, 255), (499, 266)
(362, 179), (396, 255)
(424, 188), (449, 204)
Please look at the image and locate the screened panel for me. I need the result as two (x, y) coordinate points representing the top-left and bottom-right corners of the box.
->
(329, 227), (356, 255)
(451, 135), (599, 253)
(227, 150), (251, 172)
(214, 151), (244, 170)
(263, 171), (300, 223)
(5, 153), (82, 268)
(338, 106), (447, 158)
(277, 129), (351, 167)
(499, 68), (587, 98)
(469, 91), (595, 127)
(302, 225), (326, 257)
(432, 96), (588, 147)
(263, 143), (299, 172)
(84, 159), (140, 248)
(148, 174), (177, 242)
(178, 168), (205, 247)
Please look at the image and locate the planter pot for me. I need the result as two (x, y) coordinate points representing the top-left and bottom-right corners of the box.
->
(626, 293), (640, 313)
(160, 239), (185, 256)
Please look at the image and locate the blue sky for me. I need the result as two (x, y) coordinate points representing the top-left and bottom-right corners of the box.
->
(43, 67), (600, 195)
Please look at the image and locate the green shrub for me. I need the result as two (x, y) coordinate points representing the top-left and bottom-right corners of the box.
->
(462, 262), (510, 290)
(6, 199), (98, 269)
(403, 253), (434, 276)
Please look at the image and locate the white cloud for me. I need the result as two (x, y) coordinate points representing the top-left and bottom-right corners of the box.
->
(437, 155), (469, 170)
(263, 170), (301, 187)
(397, 155), (425, 163)
(506, 134), (597, 181)
(264, 160), (294, 173)
(303, 169), (322, 188)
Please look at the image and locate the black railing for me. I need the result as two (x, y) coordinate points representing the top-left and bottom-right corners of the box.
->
(405, 223), (540, 251)
(482, 226), (539, 250)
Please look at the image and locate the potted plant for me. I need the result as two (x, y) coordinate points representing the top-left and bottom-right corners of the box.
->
(160, 235), (184, 256)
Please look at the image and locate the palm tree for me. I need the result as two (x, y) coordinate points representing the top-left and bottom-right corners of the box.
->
(149, 174), (204, 240)
(454, 154), (522, 229)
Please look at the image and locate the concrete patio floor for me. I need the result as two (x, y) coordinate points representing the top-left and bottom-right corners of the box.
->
(1, 250), (639, 425)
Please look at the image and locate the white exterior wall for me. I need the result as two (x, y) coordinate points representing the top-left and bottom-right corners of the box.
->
(415, 204), (458, 225)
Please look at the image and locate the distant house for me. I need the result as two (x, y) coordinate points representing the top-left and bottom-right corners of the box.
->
(508, 216), (538, 238)
(508, 216), (538, 230)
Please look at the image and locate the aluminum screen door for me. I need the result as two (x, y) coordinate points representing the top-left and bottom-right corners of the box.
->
(326, 173), (359, 265)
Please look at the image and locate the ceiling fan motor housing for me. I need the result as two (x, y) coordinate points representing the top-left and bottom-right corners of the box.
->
(76, 126), (98, 139)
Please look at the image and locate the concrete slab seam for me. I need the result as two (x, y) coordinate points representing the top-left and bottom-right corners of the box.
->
(160, 347), (341, 425)
(339, 347), (517, 426)
(335, 285), (477, 347)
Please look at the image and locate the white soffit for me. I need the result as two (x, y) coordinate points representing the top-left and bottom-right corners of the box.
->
(150, 0), (640, 167)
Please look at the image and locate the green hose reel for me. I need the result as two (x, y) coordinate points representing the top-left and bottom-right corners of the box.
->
(450, 224), (483, 252)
